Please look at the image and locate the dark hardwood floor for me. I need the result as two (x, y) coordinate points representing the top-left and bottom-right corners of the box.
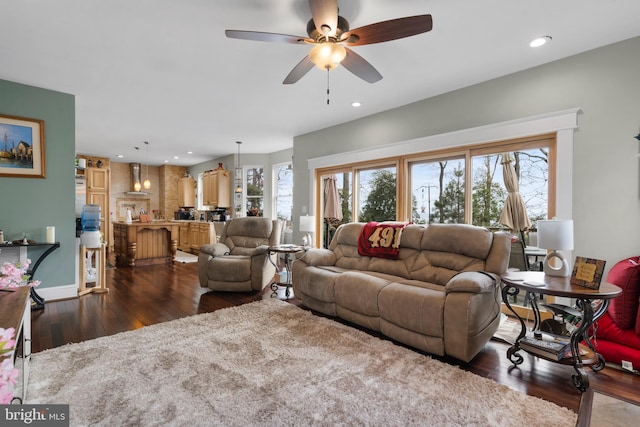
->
(31, 256), (639, 418)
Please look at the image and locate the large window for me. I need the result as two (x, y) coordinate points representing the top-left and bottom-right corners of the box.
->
(404, 135), (554, 228)
(409, 156), (465, 224)
(273, 163), (293, 239)
(357, 165), (397, 222)
(318, 170), (352, 248)
(316, 133), (555, 248)
(470, 147), (549, 229)
(245, 166), (264, 217)
(317, 162), (397, 248)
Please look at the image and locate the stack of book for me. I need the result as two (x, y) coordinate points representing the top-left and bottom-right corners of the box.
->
(519, 333), (572, 361)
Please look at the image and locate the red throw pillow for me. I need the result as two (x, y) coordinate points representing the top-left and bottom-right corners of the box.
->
(357, 221), (409, 259)
(607, 256), (640, 330)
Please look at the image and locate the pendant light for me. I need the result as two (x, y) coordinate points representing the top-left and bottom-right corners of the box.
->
(133, 147), (142, 192)
(143, 141), (151, 189)
(235, 141), (243, 194)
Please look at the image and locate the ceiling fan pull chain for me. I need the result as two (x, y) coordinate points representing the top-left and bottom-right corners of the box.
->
(326, 68), (330, 105)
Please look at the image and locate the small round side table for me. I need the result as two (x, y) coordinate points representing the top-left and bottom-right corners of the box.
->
(267, 245), (304, 300)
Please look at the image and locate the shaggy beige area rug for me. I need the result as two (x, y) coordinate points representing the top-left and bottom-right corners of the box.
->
(27, 299), (577, 426)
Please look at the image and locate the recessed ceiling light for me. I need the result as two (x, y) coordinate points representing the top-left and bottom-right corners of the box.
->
(530, 36), (552, 48)
(164, 160), (169, 163)
(351, 101), (362, 108)
(187, 151), (193, 155)
(115, 154), (124, 158)
(173, 156), (180, 160)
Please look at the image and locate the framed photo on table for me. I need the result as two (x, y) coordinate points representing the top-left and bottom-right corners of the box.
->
(0, 114), (46, 178)
(570, 257), (606, 289)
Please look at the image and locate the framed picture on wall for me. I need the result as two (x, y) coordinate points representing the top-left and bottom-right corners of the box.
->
(0, 114), (46, 178)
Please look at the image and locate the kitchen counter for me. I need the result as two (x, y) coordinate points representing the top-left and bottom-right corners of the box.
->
(112, 221), (179, 267)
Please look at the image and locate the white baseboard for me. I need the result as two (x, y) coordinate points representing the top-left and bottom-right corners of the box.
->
(35, 284), (78, 302)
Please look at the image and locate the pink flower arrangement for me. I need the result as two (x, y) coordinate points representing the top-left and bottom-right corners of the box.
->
(0, 327), (19, 404)
(0, 261), (39, 402)
(0, 259), (41, 289)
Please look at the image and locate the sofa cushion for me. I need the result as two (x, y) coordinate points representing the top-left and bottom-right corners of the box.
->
(606, 256), (640, 330)
(334, 271), (391, 318)
(593, 311), (640, 367)
(379, 283), (445, 338)
(208, 255), (251, 281)
(221, 217), (276, 255)
(637, 296), (640, 336)
(421, 224), (494, 260)
(294, 266), (341, 303)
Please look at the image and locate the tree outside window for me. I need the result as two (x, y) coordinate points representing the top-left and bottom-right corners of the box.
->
(358, 167), (397, 222)
(246, 167), (264, 216)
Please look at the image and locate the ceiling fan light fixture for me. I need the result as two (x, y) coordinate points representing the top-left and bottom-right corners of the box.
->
(309, 42), (346, 70)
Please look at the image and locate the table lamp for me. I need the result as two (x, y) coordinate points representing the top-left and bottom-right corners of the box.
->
(537, 219), (574, 277)
(299, 215), (315, 247)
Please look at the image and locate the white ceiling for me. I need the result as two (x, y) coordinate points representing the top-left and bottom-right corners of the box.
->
(2, 0), (640, 167)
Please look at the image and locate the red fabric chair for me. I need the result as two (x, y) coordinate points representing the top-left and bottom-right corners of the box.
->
(591, 256), (640, 368)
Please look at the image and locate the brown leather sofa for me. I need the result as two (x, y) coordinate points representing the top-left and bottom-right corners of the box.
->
(292, 222), (511, 362)
(198, 217), (282, 292)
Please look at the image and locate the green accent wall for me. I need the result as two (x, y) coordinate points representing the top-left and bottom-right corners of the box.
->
(0, 79), (75, 289)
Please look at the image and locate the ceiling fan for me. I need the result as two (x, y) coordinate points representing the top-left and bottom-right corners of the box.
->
(225, 0), (433, 84)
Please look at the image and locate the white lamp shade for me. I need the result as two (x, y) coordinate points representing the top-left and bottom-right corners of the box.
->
(299, 215), (316, 232)
(537, 219), (574, 250)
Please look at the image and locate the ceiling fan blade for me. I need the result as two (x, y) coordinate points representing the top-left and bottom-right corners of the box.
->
(341, 48), (382, 84)
(342, 15), (433, 46)
(225, 30), (308, 44)
(283, 56), (315, 84)
(309, 0), (338, 37)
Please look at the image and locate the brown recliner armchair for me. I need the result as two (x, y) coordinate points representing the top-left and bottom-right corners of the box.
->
(198, 217), (282, 292)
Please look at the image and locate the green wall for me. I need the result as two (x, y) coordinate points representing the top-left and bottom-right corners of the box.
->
(0, 79), (76, 290)
(294, 36), (640, 269)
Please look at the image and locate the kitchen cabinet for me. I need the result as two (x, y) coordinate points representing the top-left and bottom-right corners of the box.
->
(188, 223), (200, 253)
(178, 222), (190, 252)
(87, 167), (109, 191)
(202, 169), (231, 208)
(198, 222), (217, 253)
(189, 222), (216, 254)
(178, 177), (195, 208)
(176, 221), (222, 255)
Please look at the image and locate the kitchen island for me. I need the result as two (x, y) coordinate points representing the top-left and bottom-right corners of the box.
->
(113, 221), (179, 267)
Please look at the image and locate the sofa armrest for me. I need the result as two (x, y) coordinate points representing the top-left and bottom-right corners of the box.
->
(445, 271), (500, 294)
(200, 242), (231, 257)
(295, 248), (336, 266)
(251, 244), (271, 257)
